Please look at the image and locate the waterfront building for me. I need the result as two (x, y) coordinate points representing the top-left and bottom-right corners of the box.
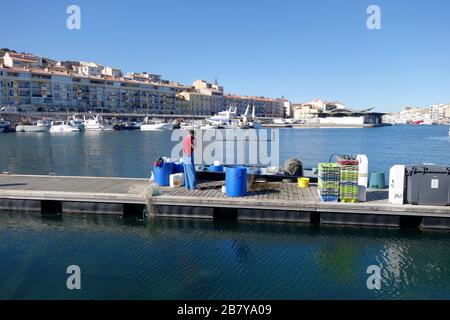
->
(313, 111), (384, 126)
(430, 104), (450, 124)
(293, 104), (320, 122)
(74, 61), (103, 77)
(383, 105), (450, 125)
(165, 82), (192, 94)
(0, 67), (176, 114)
(175, 95), (191, 115)
(283, 100), (293, 118)
(223, 94), (285, 118)
(193, 80), (224, 114)
(293, 99), (384, 126)
(0, 50), (289, 117)
(102, 66), (122, 78)
(304, 98), (327, 110)
(445, 106), (450, 123)
(126, 72), (162, 83)
(178, 91), (212, 115)
(2, 52), (42, 69)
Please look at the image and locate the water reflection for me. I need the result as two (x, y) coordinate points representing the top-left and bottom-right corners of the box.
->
(0, 212), (450, 299)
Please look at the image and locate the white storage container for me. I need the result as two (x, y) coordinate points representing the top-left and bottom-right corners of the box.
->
(357, 154), (369, 202)
(389, 165), (406, 204)
(170, 173), (184, 188)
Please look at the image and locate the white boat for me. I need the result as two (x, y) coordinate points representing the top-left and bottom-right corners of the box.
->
(0, 119), (11, 133)
(84, 114), (112, 131)
(206, 107), (241, 128)
(200, 123), (224, 130)
(181, 120), (203, 130)
(103, 124), (115, 131)
(16, 120), (51, 133)
(140, 118), (174, 131)
(50, 121), (80, 133)
(129, 121), (142, 130)
(240, 105), (262, 129)
(273, 118), (296, 125)
(68, 116), (86, 132)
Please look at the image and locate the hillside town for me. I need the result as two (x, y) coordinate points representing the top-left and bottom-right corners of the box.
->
(382, 105), (450, 125)
(1, 49), (449, 127)
(0, 49), (287, 118)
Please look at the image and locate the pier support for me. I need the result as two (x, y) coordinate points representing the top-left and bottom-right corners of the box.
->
(41, 200), (63, 215)
(123, 203), (147, 219)
(399, 216), (423, 228)
(154, 205), (214, 219)
(320, 212), (400, 227)
(238, 209), (311, 223)
(422, 217), (450, 230)
(214, 207), (238, 221)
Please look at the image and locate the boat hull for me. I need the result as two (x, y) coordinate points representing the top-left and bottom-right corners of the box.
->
(85, 126), (104, 131)
(16, 125), (51, 133)
(50, 125), (80, 133)
(141, 123), (173, 131)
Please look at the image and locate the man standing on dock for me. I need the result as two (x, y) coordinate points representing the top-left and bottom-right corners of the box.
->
(183, 130), (198, 190)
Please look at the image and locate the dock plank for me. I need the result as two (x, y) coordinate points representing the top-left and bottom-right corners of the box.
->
(1, 174), (450, 221)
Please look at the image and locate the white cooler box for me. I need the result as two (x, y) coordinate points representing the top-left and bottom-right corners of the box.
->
(170, 173), (184, 188)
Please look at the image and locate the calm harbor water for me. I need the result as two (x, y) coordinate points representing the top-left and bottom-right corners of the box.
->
(0, 125), (448, 178)
(0, 125), (449, 300)
(0, 212), (450, 300)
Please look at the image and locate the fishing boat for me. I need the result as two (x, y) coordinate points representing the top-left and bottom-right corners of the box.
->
(16, 120), (51, 133)
(68, 116), (86, 132)
(273, 118), (296, 125)
(114, 121), (142, 131)
(50, 120), (80, 133)
(0, 119), (12, 133)
(206, 107), (241, 129)
(140, 118), (173, 131)
(240, 105), (262, 129)
(180, 120), (203, 130)
(84, 114), (113, 131)
(200, 123), (224, 130)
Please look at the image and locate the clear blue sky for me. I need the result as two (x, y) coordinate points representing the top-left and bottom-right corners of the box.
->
(1, 0), (450, 112)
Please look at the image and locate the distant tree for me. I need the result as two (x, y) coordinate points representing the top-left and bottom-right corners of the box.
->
(0, 48), (17, 54)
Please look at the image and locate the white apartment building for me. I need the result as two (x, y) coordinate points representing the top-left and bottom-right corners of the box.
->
(0, 51), (290, 117)
(193, 80), (224, 114)
(430, 104), (450, 124)
(293, 104), (319, 122)
(2, 52), (42, 69)
(284, 100), (293, 117)
(126, 72), (162, 83)
(102, 66), (122, 78)
(0, 67), (176, 114)
(178, 91), (212, 115)
(74, 62), (103, 77)
(223, 94), (284, 118)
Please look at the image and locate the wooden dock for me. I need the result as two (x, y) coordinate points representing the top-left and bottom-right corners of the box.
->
(0, 174), (449, 229)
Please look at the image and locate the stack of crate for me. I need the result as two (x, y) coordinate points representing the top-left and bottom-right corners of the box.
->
(318, 163), (340, 202)
(336, 156), (359, 203)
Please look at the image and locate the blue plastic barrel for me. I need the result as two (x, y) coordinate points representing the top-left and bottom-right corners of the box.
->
(154, 162), (175, 186)
(174, 163), (184, 174)
(226, 167), (248, 197)
(209, 165), (224, 172)
(369, 172), (386, 189)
